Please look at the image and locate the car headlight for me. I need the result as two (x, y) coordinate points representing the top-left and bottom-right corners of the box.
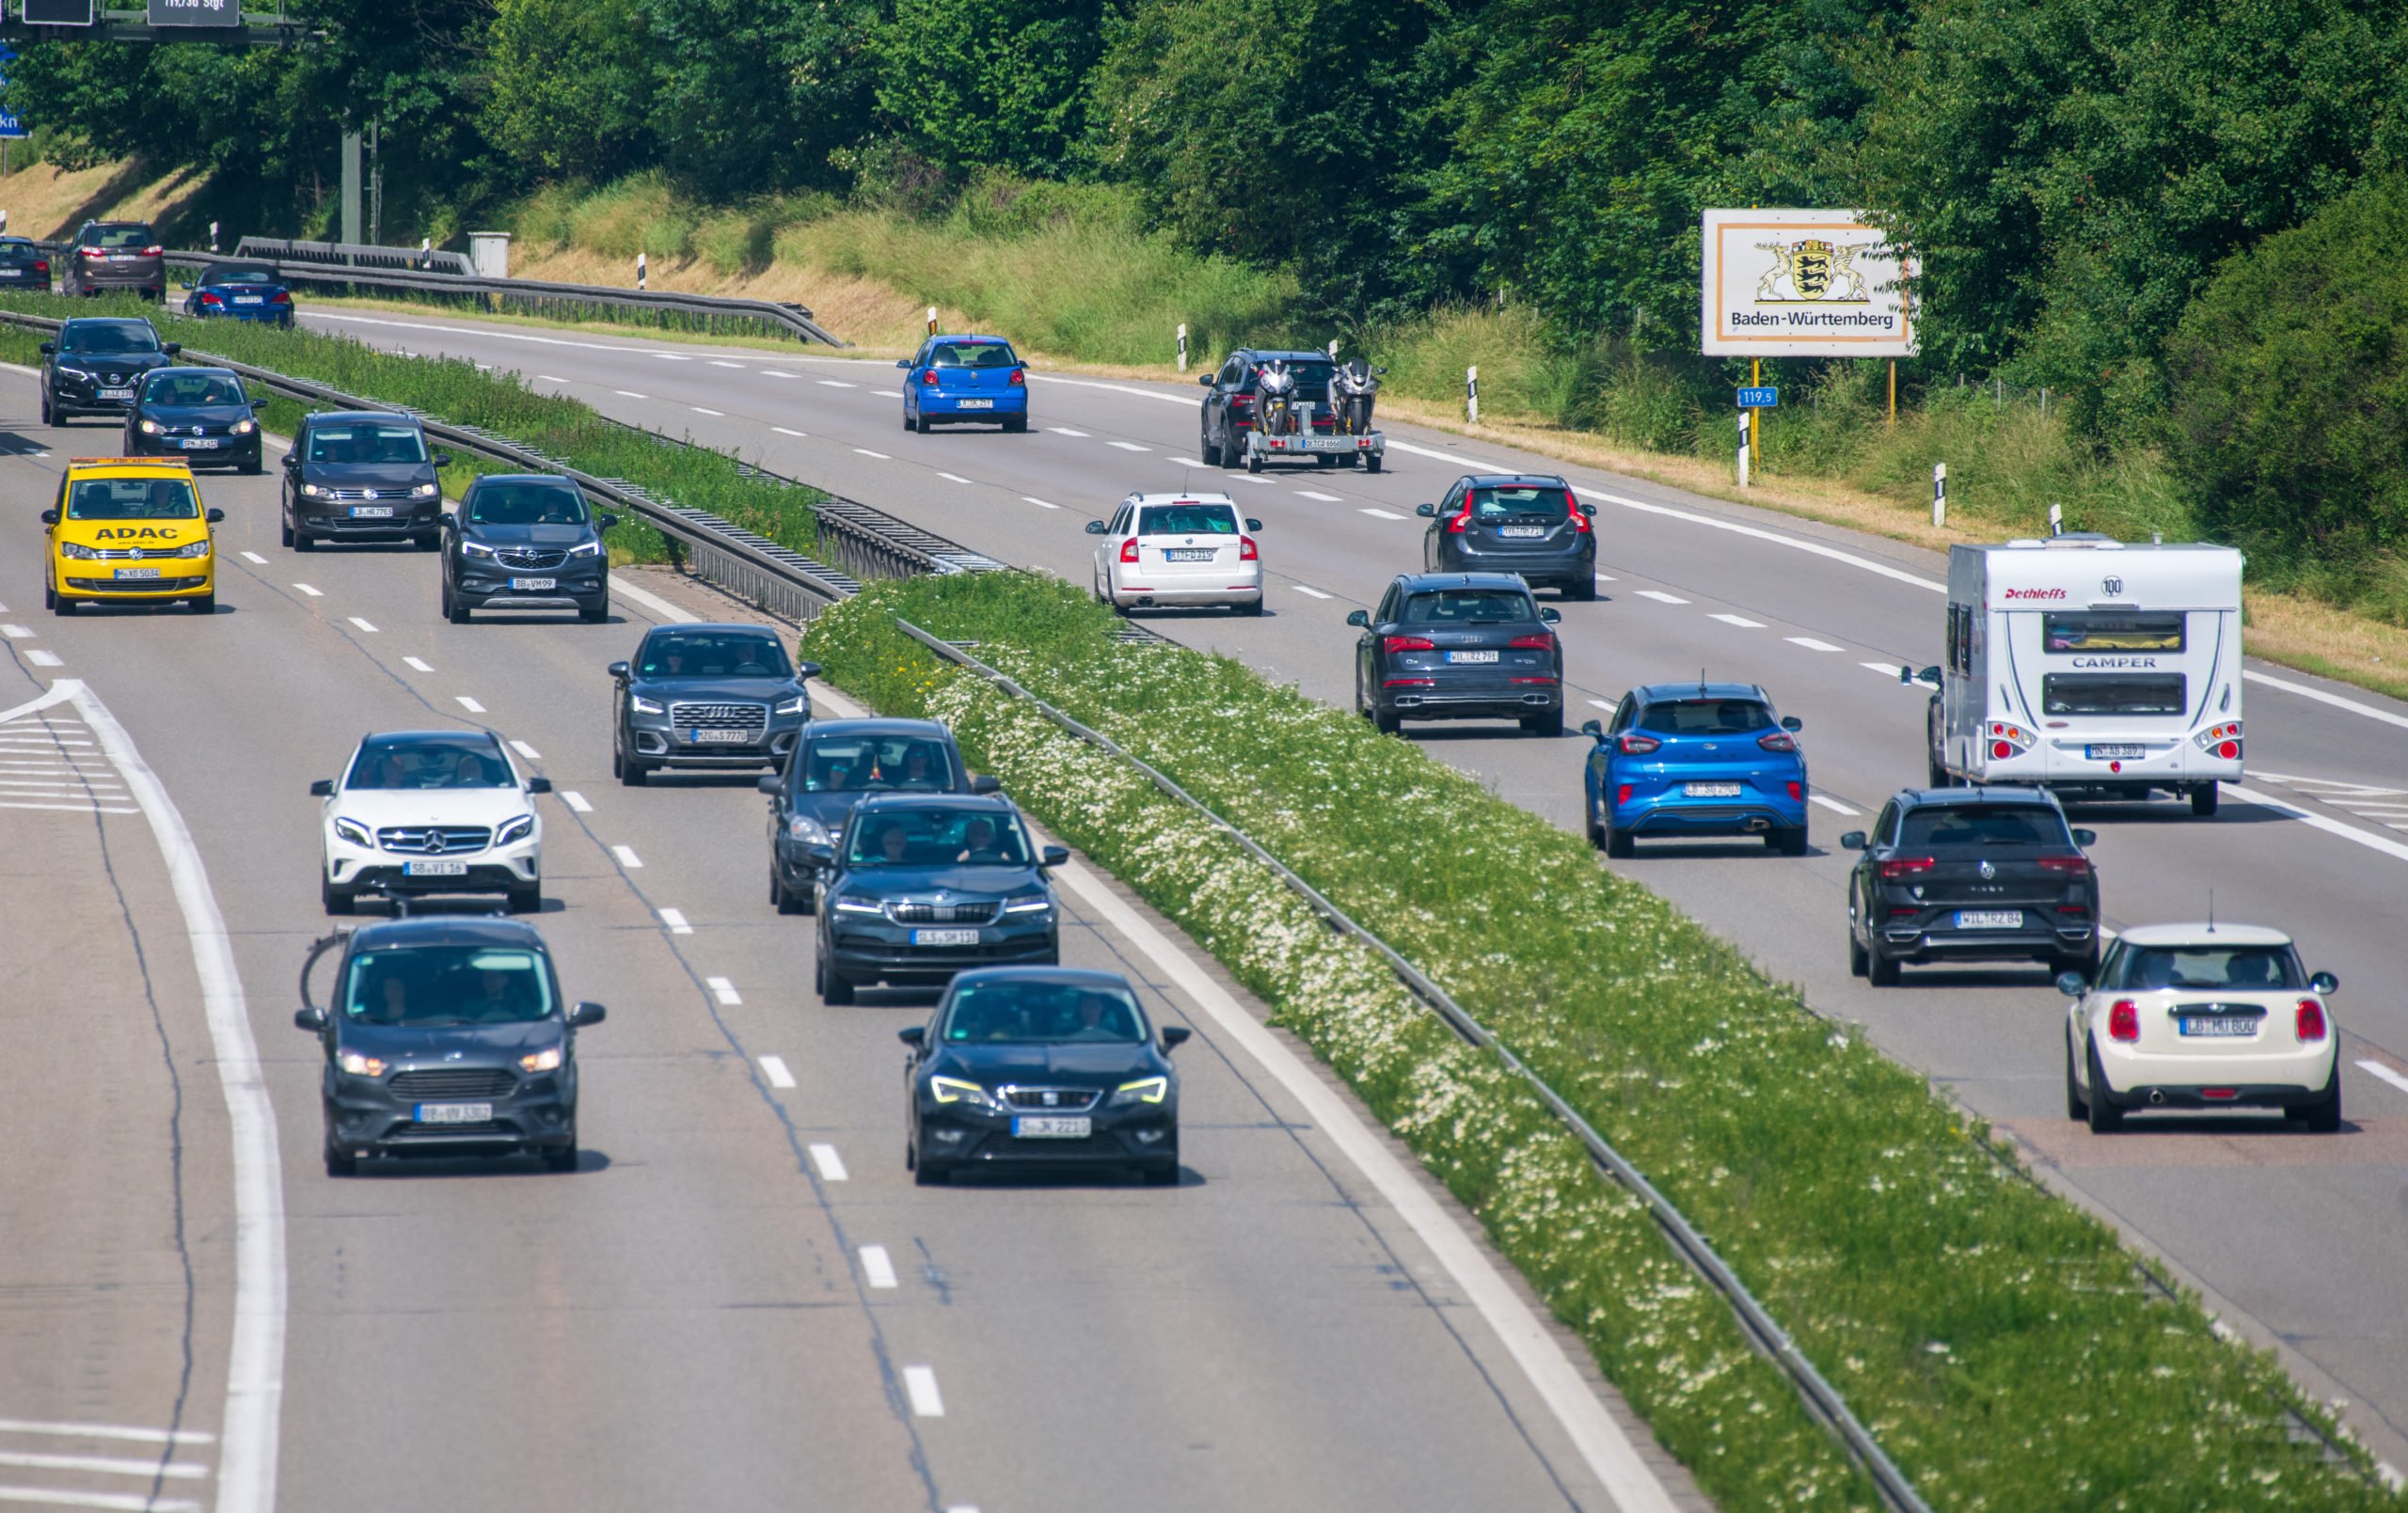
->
(60, 542), (100, 559)
(232, 419), (256, 435)
(772, 695), (808, 717)
(929, 1076), (996, 1108)
(520, 1046), (564, 1073)
(412, 482), (438, 497)
(832, 894), (883, 915)
(1002, 894), (1052, 915)
(460, 540), (497, 559)
(1112, 1076), (1170, 1106)
(786, 814), (830, 844)
(337, 1050), (386, 1077)
(300, 482), (326, 497)
(173, 539), (210, 559)
(332, 816), (372, 847)
(494, 814), (535, 847)
(628, 693), (664, 715)
(137, 418), (162, 434)
(569, 540), (603, 558)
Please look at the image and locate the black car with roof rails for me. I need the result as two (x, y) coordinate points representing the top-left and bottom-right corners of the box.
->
(1418, 473), (1597, 599)
(40, 318), (179, 425)
(814, 793), (1065, 1002)
(900, 966), (1189, 1185)
(1841, 785), (2101, 986)
(440, 474), (615, 623)
(0, 236), (53, 292)
(282, 411), (452, 551)
(60, 219), (165, 300)
(1197, 348), (1344, 469)
(762, 717), (1000, 915)
(609, 623), (821, 786)
(295, 914), (606, 1175)
(124, 366), (266, 473)
(1349, 572), (1565, 736)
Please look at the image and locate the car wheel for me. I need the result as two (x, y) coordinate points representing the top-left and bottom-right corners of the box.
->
(1365, 454), (1383, 474)
(619, 752), (647, 787)
(543, 1131), (580, 1174)
(1848, 925), (1869, 978)
(415, 530), (441, 552)
(1316, 453), (1339, 469)
(1237, 597), (1264, 617)
(1604, 816), (1635, 859)
(1142, 1161), (1180, 1187)
(2298, 1071), (2343, 1133)
(1867, 945), (1901, 987)
(38, 390), (52, 426)
(446, 583), (470, 624)
(293, 524), (315, 552)
(42, 573), (55, 610)
(1245, 449), (1264, 474)
(912, 1150), (949, 1186)
(772, 863), (805, 916)
(2191, 784), (2220, 817)
(816, 951), (855, 1005)
(2064, 1037), (2088, 1121)
(1520, 709), (1564, 738)
(506, 882), (543, 915)
(580, 595), (610, 624)
(323, 1140), (356, 1178)
(1372, 705), (1400, 735)
(190, 592), (214, 615)
(320, 872), (356, 915)
(2053, 946), (2100, 980)
(279, 512), (294, 547)
(239, 453), (263, 477)
(1927, 752), (1952, 789)
(1004, 415), (1027, 433)
(51, 586), (75, 617)
(1569, 575), (1598, 602)
(1224, 424), (1244, 468)
(2083, 1042), (2124, 1132)
(1201, 425), (1222, 467)
(1766, 825), (1808, 856)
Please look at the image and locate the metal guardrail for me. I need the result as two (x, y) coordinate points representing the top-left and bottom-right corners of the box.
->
(889, 615), (1935, 1513)
(230, 237), (476, 276)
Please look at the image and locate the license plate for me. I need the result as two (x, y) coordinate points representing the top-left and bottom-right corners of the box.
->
(911, 928), (980, 946)
(1012, 1115), (1091, 1139)
(234, 295), (262, 305)
(2178, 1017), (2260, 1038)
(690, 728), (751, 744)
(1497, 526), (1545, 538)
(2086, 744), (2146, 761)
(1953, 910), (2023, 929)
(1164, 548), (1215, 561)
(1446, 650), (1499, 664)
(179, 438), (221, 449)
(99, 387), (134, 400)
(509, 576), (556, 591)
(404, 859), (469, 876)
(350, 505), (394, 518)
(414, 1102), (493, 1125)
(958, 399), (993, 409)
(1685, 782), (1743, 798)
(112, 567), (163, 580)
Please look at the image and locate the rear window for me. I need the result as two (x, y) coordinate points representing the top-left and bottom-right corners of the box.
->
(1137, 503), (1238, 536)
(2042, 673), (2186, 717)
(199, 264), (279, 286)
(307, 421), (427, 465)
(1257, 360), (1334, 387)
(464, 481), (587, 526)
(796, 734), (958, 794)
(89, 225), (156, 250)
(1897, 805), (2072, 849)
(2104, 944), (2304, 992)
(1400, 589), (1535, 624)
(1636, 699), (1774, 736)
(67, 477), (198, 520)
(928, 341), (1018, 368)
(0, 241), (41, 264)
(2044, 611), (2185, 654)
(1469, 484), (1573, 519)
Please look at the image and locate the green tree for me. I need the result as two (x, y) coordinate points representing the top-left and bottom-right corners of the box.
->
(481, 0), (660, 187)
(642, 0), (878, 197)
(872, 0), (1118, 180)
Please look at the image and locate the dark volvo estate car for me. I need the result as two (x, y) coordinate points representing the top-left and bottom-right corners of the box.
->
(1841, 786), (2101, 985)
(610, 623), (818, 785)
(1418, 474), (1597, 599)
(1350, 573), (1564, 737)
(283, 411), (451, 550)
(814, 794), (1064, 1002)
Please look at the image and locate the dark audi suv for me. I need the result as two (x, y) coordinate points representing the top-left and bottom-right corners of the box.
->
(40, 318), (180, 425)
(813, 794), (1064, 1002)
(1418, 474), (1597, 599)
(901, 967), (1189, 1185)
(1349, 573), (1564, 737)
(60, 219), (166, 301)
(283, 411), (451, 550)
(0, 236), (53, 292)
(124, 367), (266, 473)
(294, 914), (606, 1175)
(762, 718), (999, 914)
(441, 474), (614, 623)
(1841, 786), (2101, 986)
(610, 623), (819, 786)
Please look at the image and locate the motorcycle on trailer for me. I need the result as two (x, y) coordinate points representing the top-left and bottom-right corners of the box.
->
(1330, 358), (1384, 435)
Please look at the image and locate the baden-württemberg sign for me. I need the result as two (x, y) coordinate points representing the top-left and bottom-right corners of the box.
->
(1700, 209), (1914, 357)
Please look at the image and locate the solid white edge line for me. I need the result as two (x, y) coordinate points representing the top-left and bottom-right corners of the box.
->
(809, 1143), (848, 1182)
(2226, 785), (2408, 865)
(859, 1244), (898, 1289)
(608, 576), (701, 624)
(1571, 483), (1949, 595)
(2242, 669), (2408, 733)
(1045, 854), (1681, 1513)
(1810, 795), (1861, 816)
(902, 1365), (943, 1417)
(758, 1055), (796, 1089)
(2357, 1059), (2408, 1097)
(70, 683), (284, 1513)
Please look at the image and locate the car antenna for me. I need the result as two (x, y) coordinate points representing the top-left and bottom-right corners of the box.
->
(1697, 668), (1707, 699)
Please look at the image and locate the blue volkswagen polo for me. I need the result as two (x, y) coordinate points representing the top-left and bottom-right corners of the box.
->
(897, 335), (1029, 433)
(1582, 682), (1809, 856)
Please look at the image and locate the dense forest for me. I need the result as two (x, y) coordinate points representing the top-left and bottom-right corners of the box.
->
(11, 0), (2408, 594)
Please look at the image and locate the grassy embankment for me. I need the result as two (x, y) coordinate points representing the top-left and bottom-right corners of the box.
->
(802, 570), (2397, 1513)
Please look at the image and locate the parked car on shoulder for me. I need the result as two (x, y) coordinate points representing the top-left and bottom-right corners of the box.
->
(1840, 785), (2099, 985)
(1582, 682), (1807, 856)
(1418, 474), (1596, 599)
(1349, 573), (1563, 737)
(610, 623), (818, 786)
(761, 718), (1000, 915)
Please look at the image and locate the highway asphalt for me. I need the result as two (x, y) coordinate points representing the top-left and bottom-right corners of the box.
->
(0, 373), (1705, 1512)
(292, 306), (2408, 1471)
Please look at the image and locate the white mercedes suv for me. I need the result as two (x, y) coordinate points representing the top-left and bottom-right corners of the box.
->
(314, 730), (549, 915)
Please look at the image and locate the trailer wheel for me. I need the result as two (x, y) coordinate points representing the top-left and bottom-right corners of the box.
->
(1365, 454), (1383, 474)
(1245, 450), (1264, 474)
(2191, 784), (2220, 817)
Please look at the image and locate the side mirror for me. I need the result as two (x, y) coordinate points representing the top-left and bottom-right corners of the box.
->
(433, 451), (453, 467)
(250, 398), (269, 410)
(293, 1005), (327, 1032)
(570, 1001), (607, 1026)
(796, 661), (821, 679)
(1579, 718), (1604, 738)
(1161, 1026), (1192, 1050)
(756, 774), (781, 795)
(1345, 609), (1370, 628)
(895, 359), (911, 369)
(40, 509), (57, 525)
(2310, 971), (2339, 995)
(38, 340), (53, 355)
(598, 512), (619, 530)
(607, 660), (630, 680)
(1196, 372), (1214, 386)
(1245, 518), (1262, 531)
(897, 1025), (927, 1048)
(1539, 607), (1561, 623)
(1084, 520), (1108, 535)
(162, 342), (181, 355)
(437, 512), (457, 530)
(970, 774), (1002, 795)
(1414, 503), (1436, 517)
(205, 508), (225, 524)
(526, 776), (552, 794)
(309, 779), (334, 796)
(2070, 827), (2098, 847)
(2054, 971), (2088, 998)
(1039, 845), (1069, 868)
(1913, 665), (1942, 687)
(281, 452), (299, 469)
(1781, 716), (1802, 733)
(1839, 831), (1868, 850)
(1579, 503), (1597, 517)
(801, 841), (833, 863)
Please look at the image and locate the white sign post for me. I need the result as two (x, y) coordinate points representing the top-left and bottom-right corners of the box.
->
(1736, 410), (1751, 488)
(1466, 365), (1479, 425)
(1933, 463), (1947, 528)
(1700, 209), (1914, 358)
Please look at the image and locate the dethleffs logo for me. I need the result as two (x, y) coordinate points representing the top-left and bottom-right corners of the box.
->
(2001, 587), (2069, 601)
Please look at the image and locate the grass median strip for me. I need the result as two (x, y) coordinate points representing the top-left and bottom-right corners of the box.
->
(803, 571), (2393, 1512)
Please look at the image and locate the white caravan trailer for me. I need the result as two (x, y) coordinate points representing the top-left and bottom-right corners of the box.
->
(1910, 537), (2244, 815)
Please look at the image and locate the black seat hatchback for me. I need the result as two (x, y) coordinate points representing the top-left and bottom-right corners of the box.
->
(441, 474), (615, 623)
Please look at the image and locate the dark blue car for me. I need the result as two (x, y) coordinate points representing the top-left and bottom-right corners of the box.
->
(182, 260), (294, 326)
(897, 334), (1028, 433)
(1582, 682), (1809, 856)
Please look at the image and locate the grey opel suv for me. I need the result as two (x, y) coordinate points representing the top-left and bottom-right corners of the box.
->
(440, 474), (614, 623)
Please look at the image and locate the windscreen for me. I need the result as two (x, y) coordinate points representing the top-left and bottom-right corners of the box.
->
(89, 225), (155, 250)
(1898, 806), (2072, 848)
(928, 341), (1018, 368)
(465, 481), (588, 526)
(344, 946), (556, 1027)
(1258, 360), (1334, 387)
(1636, 699), (1775, 736)
(1400, 589), (1534, 624)
(847, 807), (1030, 867)
(142, 371), (246, 406)
(2106, 945), (2305, 992)
(306, 422), (427, 465)
(1137, 503), (1238, 536)
(59, 323), (161, 355)
(1468, 484), (1573, 519)
(638, 630), (790, 678)
(345, 737), (515, 790)
(2042, 673), (2187, 717)
(67, 477), (198, 520)
(942, 980), (1148, 1045)
(199, 264), (278, 286)
(796, 734), (958, 794)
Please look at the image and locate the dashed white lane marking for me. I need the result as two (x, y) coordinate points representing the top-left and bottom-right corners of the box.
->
(1811, 795), (1861, 816)
(537, 373), (569, 383)
(1861, 661), (1909, 679)
(2357, 1059), (2408, 1098)
(1636, 590), (1690, 605)
(0, 1420), (214, 1446)
(691, 406), (726, 417)
(709, 361), (745, 370)
(509, 739), (540, 760)
(561, 790), (592, 813)
(1786, 637), (1843, 652)
(1168, 455), (1209, 467)
(3, 625), (37, 643)
(347, 617), (377, 634)
(809, 1143), (848, 1182)
(611, 844), (642, 868)
(859, 1244), (898, 1289)
(24, 651), (60, 668)
(1594, 573), (1617, 583)
(614, 390), (647, 399)
(772, 426), (807, 437)
(902, 1365), (944, 1417)
(1020, 496), (1062, 511)
(1587, 699), (1617, 711)
(938, 472), (971, 484)
(853, 449), (890, 460)
(1230, 474), (1273, 485)
(1357, 507), (1407, 520)
(1107, 440), (1150, 452)
(706, 976), (742, 1005)
(1048, 426), (1090, 437)
(873, 389), (903, 399)
(0, 1488), (201, 1511)
(0, 1448), (207, 1479)
(816, 380), (856, 389)
(293, 583), (323, 597)
(1294, 490), (1341, 501)
(239, 551), (267, 564)
(402, 656), (433, 672)
(1710, 613), (1765, 628)
(762, 370), (796, 380)
(454, 695), (486, 714)
(1290, 585), (1333, 599)
(657, 907), (691, 935)
(758, 1054), (796, 1089)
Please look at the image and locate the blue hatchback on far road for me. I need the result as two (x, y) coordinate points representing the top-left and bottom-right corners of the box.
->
(1582, 682), (1809, 857)
(898, 335), (1029, 433)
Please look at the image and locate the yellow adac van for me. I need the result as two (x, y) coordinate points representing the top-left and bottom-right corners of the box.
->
(42, 455), (224, 615)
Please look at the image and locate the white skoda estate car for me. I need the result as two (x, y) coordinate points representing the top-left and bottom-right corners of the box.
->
(1085, 493), (1263, 614)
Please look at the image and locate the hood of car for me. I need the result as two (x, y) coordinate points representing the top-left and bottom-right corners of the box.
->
(460, 523), (594, 547)
(631, 675), (800, 704)
(141, 402), (252, 426)
(329, 788), (533, 827)
(55, 352), (168, 375)
(298, 461), (433, 487)
(836, 861), (1041, 899)
(930, 1042), (1165, 1086)
(334, 1017), (562, 1064)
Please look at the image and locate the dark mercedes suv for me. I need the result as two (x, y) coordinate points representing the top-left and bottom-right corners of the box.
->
(282, 411), (451, 550)
(61, 219), (166, 300)
(440, 474), (614, 623)
(1418, 474), (1597, 599)
(1841, 786), (2101, 985)
(40, 318), (180, 425)
(610, 623), (819, 786)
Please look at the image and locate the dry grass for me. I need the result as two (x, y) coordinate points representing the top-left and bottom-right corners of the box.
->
(0, 158), (214, 242)
(2242, 592), (2408, 703)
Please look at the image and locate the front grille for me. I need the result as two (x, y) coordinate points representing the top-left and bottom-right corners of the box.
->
(374, 825), (492, 855)
(321, 486), (417, 503)
(388, 1121), (512, 1141)
(83, 545), (195, 561)
(1000, 1087), (1101, 1111)
(495, 547), (568, 571)
(669, 701), (768, 732)
(67, 575), (198, 590)
(887, 900), (1001, 925)
(389, 1067), (517, 1099)
(990, 1134), (1125, 1158)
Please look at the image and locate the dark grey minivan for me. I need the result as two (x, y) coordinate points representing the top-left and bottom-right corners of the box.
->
(281, 411), (452, 551)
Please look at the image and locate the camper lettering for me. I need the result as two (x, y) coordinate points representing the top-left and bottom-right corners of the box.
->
(2069, 656), (2159, 669)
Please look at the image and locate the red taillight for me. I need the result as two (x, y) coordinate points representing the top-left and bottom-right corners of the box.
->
(1615, 784), (1632, 805)
(1507, 633), (1555, 651)
(271, 291), (292, 305)
(1118, 538), (1140, 564)
(1446, 508), (1471, 534)
(1564, 492), (1591, 532)
(2107, 1000), (2140, 1043)
(198, 291), (223, 306)
(2036, 855), (2091, 875)
(1616, 733), (1660, 755)
(1383, 635), (1435, 654)
(2217, 740), (2238, 760)
(32, 260), (47, 273)
(80, 247), (104, 258)
(1879, 857), (1936, 879)
(1786, 780), (1802, 802)
(1008, 368), (1025, 386)
(1757, 732), (1797, 752)
(1229, 393), (1251, 409)
(2296, 999), (2328, 1041)
(141, 244), (163, 257)
(1239, 535), (1258, 560)
(922, 369), (941, 386)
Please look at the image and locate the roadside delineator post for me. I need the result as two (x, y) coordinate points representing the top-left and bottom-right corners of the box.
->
(2049, 502), (2064, 537)
(1737, 409), (1751, 488)
(1177, 323), (1187, 372)
(1465, 365), (1479, 425)
(209, 220), (220, 254)
(1933, 463), (1946, 528)
(927, 306), (938, 337)
(637, 251), (647, 290)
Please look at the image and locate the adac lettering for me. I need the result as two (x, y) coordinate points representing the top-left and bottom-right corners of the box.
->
(90, 527), (183, 541)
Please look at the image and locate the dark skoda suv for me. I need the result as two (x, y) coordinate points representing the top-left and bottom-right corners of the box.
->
(282, 411), (451, 550)
(1841, 786), (2101, 985)
(1418, 473), (1597, 599)
(440, 474), (614, 623)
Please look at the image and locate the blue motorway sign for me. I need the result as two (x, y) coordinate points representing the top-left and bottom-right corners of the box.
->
(0, 112), (24, 140)
(1735, 386), (1779, 408)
